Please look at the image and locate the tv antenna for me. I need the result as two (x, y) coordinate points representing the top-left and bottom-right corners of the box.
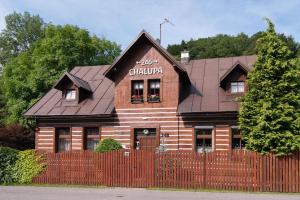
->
(159, 18), (174, 44)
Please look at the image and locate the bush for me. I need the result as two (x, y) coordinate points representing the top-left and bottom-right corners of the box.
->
(11, 150), (44, 184)
(0, 146), (19, 184)
(95, 138), (122, 153)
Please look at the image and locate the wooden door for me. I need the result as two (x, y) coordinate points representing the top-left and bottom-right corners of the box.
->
(138, 136), (157, 151)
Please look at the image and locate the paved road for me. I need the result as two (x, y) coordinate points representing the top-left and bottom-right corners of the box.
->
(0, 186), (299, 200)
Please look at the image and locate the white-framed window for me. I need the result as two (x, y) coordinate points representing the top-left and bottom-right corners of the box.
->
(231, 82), (244, 93)
(65, 89), (76, 100)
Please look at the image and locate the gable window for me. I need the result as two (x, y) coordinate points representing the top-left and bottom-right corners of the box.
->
(56, 127), (71, 152)
(131, 80), (144, 103)
(231, 82), (244, 93)
(148, 79), (160, 102)
(65, 89), (76, 100)
(195, 126), (213, 153)
(84, 127), (99, 150)
(231, 127), (245, 149)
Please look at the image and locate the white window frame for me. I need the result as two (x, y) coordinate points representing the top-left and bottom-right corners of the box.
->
(65, 89), (76, 100)
(231, 82), (244, 93)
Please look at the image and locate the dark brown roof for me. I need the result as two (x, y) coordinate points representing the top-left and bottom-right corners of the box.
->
(25, 55), (256, 118)
(24, 65), (114, 117)
(54, 72), (92, 92)
(104, 30), (190, 82)
(178, 55), (256, 114)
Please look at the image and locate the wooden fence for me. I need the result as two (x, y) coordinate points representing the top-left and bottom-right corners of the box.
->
(34, 150), (300, 192)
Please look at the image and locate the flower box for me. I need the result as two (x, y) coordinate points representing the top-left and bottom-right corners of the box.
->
(148, 94), (160, 102)
(131, 95), (144, 103)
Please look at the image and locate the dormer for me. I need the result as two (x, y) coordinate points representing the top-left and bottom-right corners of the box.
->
(220, 61), (250, 94)
(53, 72), (92, 104)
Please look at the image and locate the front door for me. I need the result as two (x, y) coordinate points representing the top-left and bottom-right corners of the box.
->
(134, 128), (157, 151)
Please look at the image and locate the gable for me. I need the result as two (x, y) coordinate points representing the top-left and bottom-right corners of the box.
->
(219, 61), (250, 89)
(104, 30), (189, 82)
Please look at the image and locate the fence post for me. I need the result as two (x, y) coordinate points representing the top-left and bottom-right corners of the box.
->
(203, 151), (206, 189)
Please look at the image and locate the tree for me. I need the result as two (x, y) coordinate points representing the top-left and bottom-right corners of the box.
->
(239, 19), (300, 156)
(3, 24), (121, 125)
(0, 12), (45, 65)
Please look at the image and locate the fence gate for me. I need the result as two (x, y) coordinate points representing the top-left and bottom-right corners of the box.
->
(103, 150), (156, 187)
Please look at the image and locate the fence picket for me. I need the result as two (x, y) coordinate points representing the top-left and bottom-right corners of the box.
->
(33, 150), (300, 192)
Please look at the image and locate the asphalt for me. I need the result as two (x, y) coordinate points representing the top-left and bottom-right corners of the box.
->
(0, 186), (299, 200)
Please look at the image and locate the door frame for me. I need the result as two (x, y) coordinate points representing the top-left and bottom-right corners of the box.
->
(130, 124), (160, 149)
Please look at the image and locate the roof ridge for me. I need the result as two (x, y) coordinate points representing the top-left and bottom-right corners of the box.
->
(189, 54), (256, 62)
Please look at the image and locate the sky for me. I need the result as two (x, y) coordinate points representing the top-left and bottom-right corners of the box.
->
(0, 0), (299, 49)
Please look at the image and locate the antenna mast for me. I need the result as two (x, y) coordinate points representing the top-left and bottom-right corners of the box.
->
(159, 18), (174, 44)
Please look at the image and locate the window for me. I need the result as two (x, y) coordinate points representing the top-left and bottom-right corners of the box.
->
(56, 128), (71, 152)
(231, 82), (244, 93)
(84, 127), (99, 150)
(148, 79), (160, 102)
(195, 127), (213, 153)
(231, 127), (245, 149)
(65, 89), (76, 100)
(131, 80), (144, 103)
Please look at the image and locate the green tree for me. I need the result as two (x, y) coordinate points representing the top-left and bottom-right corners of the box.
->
(239, 19), (300, 156)
(3, 24), (121, 125)
(0, 12), (45, 65)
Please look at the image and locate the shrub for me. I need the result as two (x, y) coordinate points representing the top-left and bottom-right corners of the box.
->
(95, 138), (122, 153)
(11, 150), (44, 184)
(0, 146), (19, 184)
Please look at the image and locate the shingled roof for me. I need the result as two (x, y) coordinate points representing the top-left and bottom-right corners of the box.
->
(178, 55), (256, 114)
(24, 65), (114, 117)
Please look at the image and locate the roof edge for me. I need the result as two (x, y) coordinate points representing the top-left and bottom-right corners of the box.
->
(103, 30), (189, 80)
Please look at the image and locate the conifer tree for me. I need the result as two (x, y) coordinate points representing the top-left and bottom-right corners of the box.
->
(239, 19), (300, 156)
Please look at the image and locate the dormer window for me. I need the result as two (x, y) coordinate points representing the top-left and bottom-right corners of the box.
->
(65, 89), (76, 100)
(231, 82), (244, 93)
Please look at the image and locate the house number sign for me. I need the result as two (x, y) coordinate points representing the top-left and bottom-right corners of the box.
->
(129, 59), (163, 76)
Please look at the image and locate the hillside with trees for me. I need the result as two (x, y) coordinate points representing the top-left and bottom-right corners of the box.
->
(167, 32), (300, 60)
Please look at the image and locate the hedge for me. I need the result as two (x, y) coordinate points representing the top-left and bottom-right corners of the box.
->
(11, 150), (44, 184)
(0, 147), (44, 184)
(0, 147), (19, 184)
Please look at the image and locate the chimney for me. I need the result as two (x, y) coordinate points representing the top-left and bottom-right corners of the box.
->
(180, 49), (190, 64)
